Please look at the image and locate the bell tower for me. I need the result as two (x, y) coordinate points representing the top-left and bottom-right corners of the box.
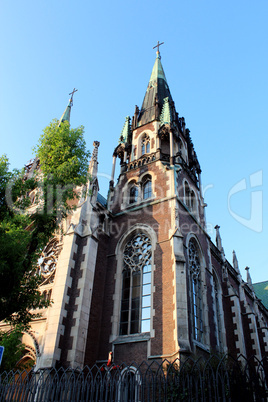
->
(104, 45), (208, 362)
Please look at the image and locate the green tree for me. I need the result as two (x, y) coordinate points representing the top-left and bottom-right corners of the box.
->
(0, 120), (90, 327)
(0, 326), (31, 372)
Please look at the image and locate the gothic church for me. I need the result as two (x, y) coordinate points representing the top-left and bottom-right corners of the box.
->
(8, 48), (268, 369)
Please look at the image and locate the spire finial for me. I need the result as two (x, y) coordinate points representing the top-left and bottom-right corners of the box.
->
(69, 88), (78, 107)
(58, 89), (78, 126)
(153, 41), (164, 57)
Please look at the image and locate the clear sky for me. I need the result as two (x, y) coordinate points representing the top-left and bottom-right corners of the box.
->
(1, 0), (267, 283)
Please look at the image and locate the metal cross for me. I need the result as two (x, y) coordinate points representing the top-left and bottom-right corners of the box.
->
(153, 41), (164, 53)
(69, 88), (78, 105)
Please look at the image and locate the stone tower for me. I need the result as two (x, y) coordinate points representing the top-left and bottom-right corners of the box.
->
(83, 48), (268, 365)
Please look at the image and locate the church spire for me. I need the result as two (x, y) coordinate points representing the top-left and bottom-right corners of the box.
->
(138, 43), (173, 127)
(58, 88), (78, 126)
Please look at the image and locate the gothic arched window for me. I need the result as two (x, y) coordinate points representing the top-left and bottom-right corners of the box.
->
(143, 179), (152, 200)
(129, 185), (138, 204)
(120, 233), (152, 335)
(188, 239), (203, 343)
(184, 182), (197, 214)
(141, 134), (150, 155)
(184, 182), (191, 208)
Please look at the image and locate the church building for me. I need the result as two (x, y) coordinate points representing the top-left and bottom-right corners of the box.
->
(11, 46), (268, 370)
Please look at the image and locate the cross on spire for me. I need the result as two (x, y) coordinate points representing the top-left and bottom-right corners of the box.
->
(69, 88), (78, 106)
(153, 41), (164, 54)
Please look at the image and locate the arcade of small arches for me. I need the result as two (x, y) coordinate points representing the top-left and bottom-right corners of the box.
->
(113, 128), (190, 175)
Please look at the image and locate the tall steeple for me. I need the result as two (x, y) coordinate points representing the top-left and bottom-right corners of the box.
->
(58, 88), (78, 126)
(138, 44), (173, 127)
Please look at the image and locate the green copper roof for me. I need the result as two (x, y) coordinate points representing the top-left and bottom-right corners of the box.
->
(97, 192), (107, 208)
(58, 99), (72, 126)
(138, 52), (173, 127)
(119, 116), (131, 144)
(253, 280), (268, 309)
(160, 97), (171, 126)
(149, 52), (167, 83)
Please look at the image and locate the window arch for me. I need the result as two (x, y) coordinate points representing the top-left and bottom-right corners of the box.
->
(129, 185), (138, 204)
(119, 233), (152, 335)
(188, 238), (203, 343)
(143, 179), (152, 200)
(184, 182), (191, 208)
(141, 134), (150, 155)
(184, 182), (197, 214)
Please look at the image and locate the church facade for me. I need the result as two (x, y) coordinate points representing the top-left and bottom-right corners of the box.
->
(8, 49), (268, 370)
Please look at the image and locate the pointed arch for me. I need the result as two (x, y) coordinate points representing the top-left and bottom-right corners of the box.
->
(120, 233), (152, 335)
(183, 180), (198, 218)
(111, 224), (157, 341)
(140, 133), (151, 157)
(142, 174), (152, 200)
(186, 235), (208, 347)
(129, 184), (138, 204)
(188, 238), (203, 343)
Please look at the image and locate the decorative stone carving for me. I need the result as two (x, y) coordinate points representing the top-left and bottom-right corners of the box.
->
(38, 238), (62, 285)
(188, 240), (200, 282)
(123, 234), (151, 273)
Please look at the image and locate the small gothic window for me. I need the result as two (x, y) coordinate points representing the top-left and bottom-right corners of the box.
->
(185, 182), (191, 208)
(143, 180), (152, 200)
(120, 233), (152, 335)
(190, 190), (196, 213)
(129, 186), (138, 204)
(188, 239), (203, 343)
(184, 183), (196, 213)
(141, 134), (150, 155)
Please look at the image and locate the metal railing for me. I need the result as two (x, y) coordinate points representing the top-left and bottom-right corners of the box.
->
(0, 354), (267, 401)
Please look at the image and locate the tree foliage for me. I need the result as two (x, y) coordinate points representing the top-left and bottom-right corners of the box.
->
(0, 120), (90, 328)
(0, 326), (31, 373)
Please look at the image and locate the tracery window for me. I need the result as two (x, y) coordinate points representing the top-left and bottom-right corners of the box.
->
(141, 134), (150, 155)
(38, 238), (62, 285)
(129, 185), (138, 204)
(120, 233), (152, 335)
(188, 239), (203, 343)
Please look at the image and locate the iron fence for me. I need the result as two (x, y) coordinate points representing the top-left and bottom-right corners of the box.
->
(0, 354), (267, 401)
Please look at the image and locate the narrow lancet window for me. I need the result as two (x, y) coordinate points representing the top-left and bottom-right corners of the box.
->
(141, 134), (150, 155)
(120, 233), (152, 335)
(129, 185), (138, 204)
(188, 239), (203, 343)
(143, 180), (152, 200)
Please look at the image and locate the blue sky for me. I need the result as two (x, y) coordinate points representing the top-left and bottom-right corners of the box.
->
(1, 0), (267, 283)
